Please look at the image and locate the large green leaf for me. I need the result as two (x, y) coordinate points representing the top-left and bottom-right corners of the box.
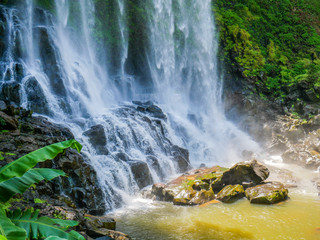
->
(45, 237), (68, 240)
(0, 139), (82, 183)
(0, 208), (26, 240)
(8, 209), (85, 240)
(0, 168), (66, 203)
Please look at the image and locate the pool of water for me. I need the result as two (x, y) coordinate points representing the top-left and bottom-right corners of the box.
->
(115, 192), (320, 240)
(114, 161), (320, 240)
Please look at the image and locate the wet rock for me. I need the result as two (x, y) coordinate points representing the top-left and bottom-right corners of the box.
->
(189, 190), (215, 205)
(171, 145), (191, 173)
(128, 160), (153, 189)
(191, 180), (210, 191)
(83, 124), (106, 146)
(245, 182), (288, 204)
(34, 27), (67, 97)
(146, 105), (166, 119)
(133, 101), (166, 119)
(0, 110), (18, 130)
(0, 82), (21, 105)
(0, 100), (6, 110)
(151, 183), (175, 202)
(83, 124), (108, 154)
(173, 189), (197, 206)
(14, 62), (25, 82)
(216, 184), (245, 203)
(24, 77), (50, 115)
(146, 155), (164, 180)
(83, 214), (116, 231)
(219, 159), (269, 187)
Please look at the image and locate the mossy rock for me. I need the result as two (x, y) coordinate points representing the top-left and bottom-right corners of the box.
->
(191, 180), (210, 191)
(190, 189), (215, 205)
(216, 184), (245, 203)
(245, 182), (288, 204)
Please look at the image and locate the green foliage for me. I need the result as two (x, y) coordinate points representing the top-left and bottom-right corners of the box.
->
(0, 208), (26, 240)
(214, 0), (320, 103)
(34, 198), (47, 204)
(0, 140), (84, 240)
(8, 209), (83, 240)
(0, 139), (81, 184)
(0, 168), (66, 203)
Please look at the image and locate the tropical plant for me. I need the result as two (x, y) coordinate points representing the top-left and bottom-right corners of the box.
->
(0, 139), (85, 240)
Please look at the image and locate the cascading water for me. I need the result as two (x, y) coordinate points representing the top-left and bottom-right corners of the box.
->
(0, 0), (259, 212)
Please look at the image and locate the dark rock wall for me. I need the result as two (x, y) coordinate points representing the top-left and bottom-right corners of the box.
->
(0, 107), (106, 213)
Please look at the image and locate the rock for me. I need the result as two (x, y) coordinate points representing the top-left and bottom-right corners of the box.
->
(83, 214), (116, 231)
(146, 155), (164, 180)
(0, 82), (21, 105)
(24, 77), (50, 115)
(171, 145), (191, 173)
(216, 184), (245, 203)
(83, 124), (108, 154)
(146, 105), (166, 119)
(133, 101), (166, 119)
(86, 228), (131, 240)
(190, 190), (215, 205)
(219, 159), (269, 187)
(0, 100), (7, 110)
(173, 189), (197, 206)
(245, 182), (288, 204)
(34, 26), (67, 97)
(191, 180), (210, 191)
(0, 110), (18, 130)
(128, 160), (153, 189)
(151, 183), (166, 199)
(0, 110), (106, 212)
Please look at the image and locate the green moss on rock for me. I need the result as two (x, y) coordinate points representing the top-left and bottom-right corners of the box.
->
(245, 182), (288, 204)
(217, 184), (245, 203)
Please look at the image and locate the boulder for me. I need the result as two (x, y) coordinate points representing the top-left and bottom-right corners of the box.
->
(83, 124), (108, 155)
(173, 189), (197, 206)
(245, 182), (288, 204)
(189, 190), (215, 205)
(83, 214), (116, 231)
(216, 184), (245, 203)
(128, 160), (153, 189)
(219, 159), (269, 187)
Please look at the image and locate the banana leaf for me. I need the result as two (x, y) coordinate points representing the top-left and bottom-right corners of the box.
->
(0, 139), (82, 183)
(8, 209), (85, 240)
(0, 168), (66, 203)
(45, 237), (68, 240)
(0, 208), (26, 240)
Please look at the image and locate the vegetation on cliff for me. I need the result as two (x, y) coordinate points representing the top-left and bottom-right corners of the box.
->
(0, 140), (84, 240)
(214, 0), (320, 113)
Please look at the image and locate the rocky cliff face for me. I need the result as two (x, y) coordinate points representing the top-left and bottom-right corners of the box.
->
(0, 103), (106, 214)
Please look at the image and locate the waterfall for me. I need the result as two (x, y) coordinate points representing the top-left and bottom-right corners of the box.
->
(0, 0), (259, 212)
